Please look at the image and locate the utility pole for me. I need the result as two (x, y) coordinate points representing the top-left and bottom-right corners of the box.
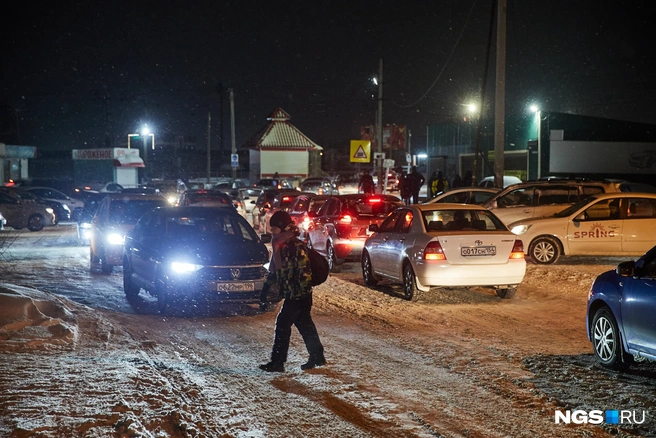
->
(494, 0), (507, 189)
(230, 88), (237, 180)
(206, 112), (211, 184)
(376, 58), (383, 193)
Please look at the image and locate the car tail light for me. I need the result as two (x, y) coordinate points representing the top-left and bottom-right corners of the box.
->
(282, 196), (291, 201)
(368, 197), (382, 203)
(424, 241), (446, 260)
(302, 216), (312, 230)
(339, 215), (352, 224)
(510, 239), (525, 259)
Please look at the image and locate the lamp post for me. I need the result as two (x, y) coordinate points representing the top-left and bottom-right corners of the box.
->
(140, 125), (154, 183)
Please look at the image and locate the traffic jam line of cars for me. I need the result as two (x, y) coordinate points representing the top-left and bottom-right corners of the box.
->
(8, 176), (653, 372)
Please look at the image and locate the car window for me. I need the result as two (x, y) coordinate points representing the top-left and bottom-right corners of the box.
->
(308, 198), (327, 213)
(627, 198), (656, 218)
(185, 192), (231, 206)
(395, 210), (414, 233)
(535, 186), (578, 205)
(378, 210), (403, 232)
(581, 186), (605, 197)
(345, 196), (401, 217)
(581, 198), (621, 221)
(498, 187), (535, 207)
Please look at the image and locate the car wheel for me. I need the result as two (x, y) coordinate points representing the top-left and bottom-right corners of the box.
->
(529, 236), (561, 264)
(27, 214), (44, 232)
(361, 251), (378, 286)
(591, 307), (633, 370)
(327, 242), (342, 273)
(496, 287), (517, 299)
(123, 257), (140, 298)
(402, 262), (421, 302)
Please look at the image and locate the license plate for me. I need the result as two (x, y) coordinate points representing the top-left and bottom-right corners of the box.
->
(461, 246), (496, 256)
(217, 282), (255, 292)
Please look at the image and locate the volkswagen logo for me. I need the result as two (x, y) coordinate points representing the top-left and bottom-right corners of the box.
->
(475, 240), (483, 246)
(230, 268), (241, 280)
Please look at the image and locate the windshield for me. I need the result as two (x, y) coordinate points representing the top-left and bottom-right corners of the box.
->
(164, 214), (256, 242)
(553, 197), (597, 217)
(109, 200), (168, 224)
(422, 209), (507, 231)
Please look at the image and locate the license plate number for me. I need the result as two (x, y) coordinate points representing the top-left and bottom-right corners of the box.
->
(461, 246), (496, 256)
(217, 282), (255, 292)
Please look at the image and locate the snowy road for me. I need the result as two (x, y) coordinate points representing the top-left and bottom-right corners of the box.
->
(1, 225), (655, 437)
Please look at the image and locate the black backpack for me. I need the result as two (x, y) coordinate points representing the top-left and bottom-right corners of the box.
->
(307, 246), (329, 286)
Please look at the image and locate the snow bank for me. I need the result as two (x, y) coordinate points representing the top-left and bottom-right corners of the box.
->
(0, 283), (78, 350)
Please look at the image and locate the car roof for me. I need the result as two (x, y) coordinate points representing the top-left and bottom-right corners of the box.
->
(154, 206), (242, 216)
(411, 203), (489, 212)
(105, 193), (165, 201)
(586, 192), (656, 200)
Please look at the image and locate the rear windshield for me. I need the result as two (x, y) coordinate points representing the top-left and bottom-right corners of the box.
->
(422, 209), (507, 232)
(186, 193), (231, 206)
(344, 196), (402, 217)
(109, 200), (167, 223)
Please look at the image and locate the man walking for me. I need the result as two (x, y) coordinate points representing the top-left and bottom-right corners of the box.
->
(406, 166), (425, 204)
(259, 211), (326, 372)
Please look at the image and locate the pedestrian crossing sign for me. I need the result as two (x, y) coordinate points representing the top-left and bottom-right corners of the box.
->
(350, 140), (371, 163)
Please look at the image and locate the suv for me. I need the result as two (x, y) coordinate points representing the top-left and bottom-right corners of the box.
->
(305, 194), (403, 272)
(90, 193), (168, 273)
(484, 179), (626, 225)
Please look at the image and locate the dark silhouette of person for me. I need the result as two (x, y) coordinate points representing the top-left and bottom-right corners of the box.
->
(405, 166), (425, 204)
(452, 174), (463, 189)
(358, 170), (376, 194)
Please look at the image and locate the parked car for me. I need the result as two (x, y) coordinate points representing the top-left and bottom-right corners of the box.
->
(75, 182), (124, 193)
(509, 192), (656, 264)
(305, 194), (403, 272)
(362, 204), (526, 300)
(478, 175), (523, 188)
(251, 188), (300, 231)
(299, 177), (338, 195)
(287, 193), (330, 242)
(586, 244), (656, 370)
(484, 179), (626, 225)
(177, 189), (233, 208)
(261, 190), (310, 234)
(425, 187), (500, 205)
(123, 206), (273, 313)
(23, 186), (85, 220)
(0, 190), (56, 231)
(90, 193), (168, 273)
(0, 187), (70, 224)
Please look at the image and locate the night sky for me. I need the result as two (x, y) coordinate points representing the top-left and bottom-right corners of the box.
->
(2, 1), (655, 155)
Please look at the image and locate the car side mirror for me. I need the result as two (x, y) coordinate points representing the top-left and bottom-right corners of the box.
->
(260, 233), (272, 243)
(616, 260), (635, 277)
(369, 224), (379, 233)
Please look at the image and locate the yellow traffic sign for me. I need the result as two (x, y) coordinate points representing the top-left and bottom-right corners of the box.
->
(350, 140), (371, 163)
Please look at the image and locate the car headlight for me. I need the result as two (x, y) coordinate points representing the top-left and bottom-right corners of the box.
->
(510, 224), (531, 235)
(80, 222), (92, 229)
(45, 208), (54, 214)
(107, 233), (125, 245)
(167, 196), (178, 205)
(171, 262), (203, 273)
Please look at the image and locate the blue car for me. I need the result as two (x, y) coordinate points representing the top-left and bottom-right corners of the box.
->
(586, 245), (656, 370)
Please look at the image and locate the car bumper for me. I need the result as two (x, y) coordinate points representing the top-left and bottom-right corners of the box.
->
(413, 259), (526, 287)
(166, 278), (269, 304)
